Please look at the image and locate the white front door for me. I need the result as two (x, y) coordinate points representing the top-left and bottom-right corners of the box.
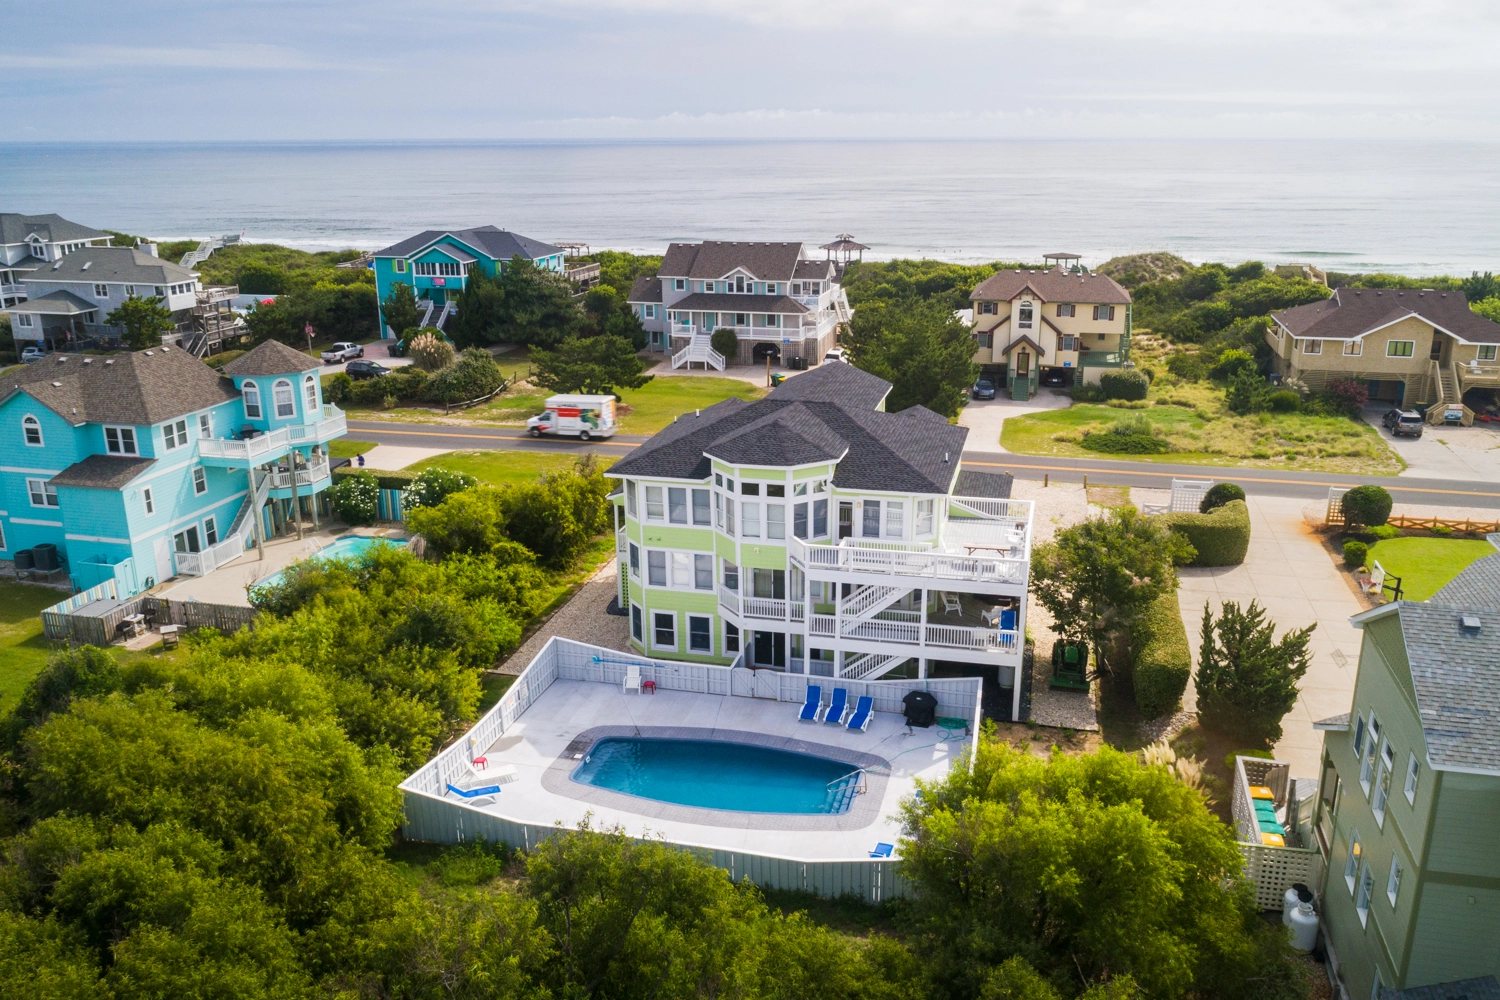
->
(153, 536), (172, 584)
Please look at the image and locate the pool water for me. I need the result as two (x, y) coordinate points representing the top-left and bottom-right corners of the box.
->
(254, 536), (403, 589)
(571, 738), (860, 814)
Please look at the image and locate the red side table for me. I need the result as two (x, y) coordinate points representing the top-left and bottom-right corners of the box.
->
(642, 680), (657, 695)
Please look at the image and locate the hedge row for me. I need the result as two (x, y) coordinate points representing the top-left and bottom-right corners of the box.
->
(1155, 498), (1251, 567)
(1132, 588), (1192, 718)
(331, 466), (416, 491)
(1099, 369), (1149, 401)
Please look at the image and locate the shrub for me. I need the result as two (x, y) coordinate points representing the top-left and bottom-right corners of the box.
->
(329, 470), (379, 525)
(1366, 524), (1400, 540)
(408, 331), (455, 372)
(710, 327), (739, 362)
(1324, 378), (1369, 415)
(423, 348), (505, 404)
(1164, 351), (1207, 381)
(1225, 748), (1274, 772)
(1198, 482), (1246, 513)
(1211, 348), (1257, 381)
(1342, 539), (1367, 569)
(332, 467), (414, 491)
(1080, 431), (1171, 454)
(405, 466), (479, 510)
(1071, 382), (1107, 402)
(348, 366), (428, 406)
(1341, 484), (1393, 527)
(1133, 589), (1191, 718)
(1099, 369), (1149, 401)
(322, 371), (353, 404)
(1267, 390), (1300, 412)
(1431, 524), (1453, 536)
(1156, 499), (1251, 567)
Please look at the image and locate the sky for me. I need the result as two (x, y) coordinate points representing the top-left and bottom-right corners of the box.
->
(6, 0), (1499, 141)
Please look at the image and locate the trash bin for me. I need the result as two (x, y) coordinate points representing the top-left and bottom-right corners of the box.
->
(770, 373), (786, 387)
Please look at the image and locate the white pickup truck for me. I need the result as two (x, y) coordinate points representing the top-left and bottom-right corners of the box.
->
(320, 342), (364, 364)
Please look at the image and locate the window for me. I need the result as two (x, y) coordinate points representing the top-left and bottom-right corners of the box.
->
(645, 486), (664, 520)
(1479, 345), (1498, 361)
(766, 483), (784, 498)
(1060, 334), (1076, 351)
(1092, 305), (1116, 321)
(1373, 741), (1394, 824)
(198, 413), (212, 439)
(694, 553), (713, 590)
(22, 415), (42, 447)
(917, 498), (935, 535)
(767, 283), (778, 294)
(1360, 714), (1380, 792)
(1404, 752), (1419, 804)
(15, 313), (33, 327)
(628, 543), (640, 578)
(862, 500), (881, 537)
(1344, 340), (1362, 356)
(674, 278), (686, 290)
(163, 419), (188, 450)
(1386, 340), (1415, 358)
(724, 621), (740, 653)
(631, 604), (643, 641)
(1302, 339), (1322, 355)
(978, 301), (997, 315)
(647, 550), (667, 586)
(722, 560), (739, 591)
(653, 612), (676, 648)
(154, 286), (165, 296)
(1345, 830), (1362, 893)
(976, 332), (992, 349)
(273, 379), (295, 417)
(762, 314), (779, 328)
(1057, 303), (1076, 317)
(714, 491), (723, 529)
(766, 503), (785, 540)
(1353, 714), (1367, 758)
(142, 487), (154, 515)
(105, 426), (137, 455)
(413, 262), (437, 276)
(1017, 303), (1034, 328)
(813, 498), (828, 537)
(668, 487), (687, 524)
(304, 375), (318, 413)
(624, 480), (637, 518)
(1386, 857), (1402, 908)
(724, 496), (735, 535)
(886, 500), (904, 538)
(741, 501), (760, 537)
(27, 478), (59, 508)
(203, 516), (218, 546)
(192, 467), (207, 495)
(94, 283), (109, 298)
(1356, 863), (1374, 925)
(394, 259), (407, 273)
(173, 526), (201, 554)
(793, 502), (808, 539)
(688, 615), (712, 652)
(243, 382), (262, 418)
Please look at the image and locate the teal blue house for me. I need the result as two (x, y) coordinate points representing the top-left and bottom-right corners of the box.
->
(0, 339), (345, 594)
(372, 227), (565, 338)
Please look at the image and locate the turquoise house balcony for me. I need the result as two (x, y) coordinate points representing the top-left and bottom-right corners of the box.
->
(198, 406), (347, 468)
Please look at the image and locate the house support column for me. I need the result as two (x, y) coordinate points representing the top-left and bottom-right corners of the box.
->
(250, 468), (265, 561)
(289, 452), (304, 540)
(920, 589), (929, 678)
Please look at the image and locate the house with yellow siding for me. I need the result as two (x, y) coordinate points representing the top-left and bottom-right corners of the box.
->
(1269, 288), (1500, 409)
(967, 265), (1133, 400)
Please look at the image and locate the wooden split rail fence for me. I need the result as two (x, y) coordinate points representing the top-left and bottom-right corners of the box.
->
(1384, 515), (1500, 533)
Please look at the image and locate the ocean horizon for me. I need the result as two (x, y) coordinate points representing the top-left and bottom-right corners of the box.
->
(4, 138), (1498, 276)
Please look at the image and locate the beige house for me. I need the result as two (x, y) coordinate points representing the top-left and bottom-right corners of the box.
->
(1269, 288), (1500, 407)
(968, 265), (1132, 400)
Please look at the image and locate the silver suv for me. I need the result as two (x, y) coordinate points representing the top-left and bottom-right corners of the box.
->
(1381, 408), (1424, 438)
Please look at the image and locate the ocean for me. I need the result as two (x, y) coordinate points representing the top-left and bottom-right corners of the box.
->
(3, 139), (1498, 276)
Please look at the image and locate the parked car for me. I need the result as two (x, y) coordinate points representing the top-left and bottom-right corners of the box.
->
(970, 377), (997, 400)
(345, 360), (390, 380)
(20, 345), (47, 363)
(1041, 369), (1069, 387)
(823, 347), (848, 364)
(1382, 408), (1424, 438)
(321, 341), (364, 364)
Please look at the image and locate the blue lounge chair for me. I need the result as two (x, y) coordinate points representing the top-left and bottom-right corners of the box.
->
(823, 687), (849, 725)
(845, 695), (874, 732)
(798, 685), (823, 722)
(999, 608), (1018, 631)
(446, 783), (502, 799)
(869, 842), (894, 858)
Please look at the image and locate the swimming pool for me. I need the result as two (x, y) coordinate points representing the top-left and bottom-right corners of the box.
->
(254, 535), (403, 589)
(571, 738), (860, 814)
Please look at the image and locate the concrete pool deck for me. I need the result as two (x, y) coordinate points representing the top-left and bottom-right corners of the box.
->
(441, 676), (963, 861)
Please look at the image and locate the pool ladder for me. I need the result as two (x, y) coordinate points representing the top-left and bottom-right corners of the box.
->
(824, 768), (866, 813)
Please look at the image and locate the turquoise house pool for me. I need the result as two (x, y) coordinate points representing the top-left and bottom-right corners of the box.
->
(254, 535), (404, 590)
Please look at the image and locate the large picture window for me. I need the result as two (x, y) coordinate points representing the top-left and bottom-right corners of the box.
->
(1386, 340), (1414, 358)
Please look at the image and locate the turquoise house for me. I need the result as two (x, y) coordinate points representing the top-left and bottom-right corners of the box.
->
(0, 339), (345, 594)
(371, 226), (564, 338)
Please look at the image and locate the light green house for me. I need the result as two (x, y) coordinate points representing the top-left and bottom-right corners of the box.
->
(1311, 552), (1500, 999)
(605, 362), (1034, 720)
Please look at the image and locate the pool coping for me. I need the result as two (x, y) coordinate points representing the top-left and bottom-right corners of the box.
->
(539, 726), (896, 832)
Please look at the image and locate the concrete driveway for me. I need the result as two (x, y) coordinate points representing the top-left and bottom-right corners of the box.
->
(959, 389), (1072, 451)
(318, 339), (414, 375)
(1360, 406), (1500, 479)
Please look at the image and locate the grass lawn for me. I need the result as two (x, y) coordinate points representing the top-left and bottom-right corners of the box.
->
(1364, 537), (1496, 601)
(0, 582), (68, 717)
(1001, 380), (1402, 475)
(329, 439), (377, 459)
(407, 450), (617, 487)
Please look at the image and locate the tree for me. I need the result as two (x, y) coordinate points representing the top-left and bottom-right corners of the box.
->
(494, 255), (584, 348)
(1199, 482), (1246, 513)
(1341, 484), (1393, 528)
(381, 281), (419, 338)
(1030, 508), (1194, 672)
(1225, 367), (1272, 414)
(423, 348), (506, 404)
(106, 295), (176, 350)
(711, 327), (739, 362)
(529, 335), (652, 396)
(842, 298), (978, 416)
(448, 265), (507, 349)
(1196, 600), (1315, 744)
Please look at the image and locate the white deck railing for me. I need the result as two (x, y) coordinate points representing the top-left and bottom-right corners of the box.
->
(198, 407), (346, 463)
(269, 457), (331, 490)
(790, 536), (1028, 586)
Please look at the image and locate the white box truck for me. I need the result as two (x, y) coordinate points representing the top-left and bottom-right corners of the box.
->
(526, 394), (617, 441)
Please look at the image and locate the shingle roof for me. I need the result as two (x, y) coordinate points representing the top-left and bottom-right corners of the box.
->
(372, 227), (560, 263)
(794, 259), (836, 281)
(627, 275), (662, 303)
(0, 213), (109, 246)
(220, 339), (319, 377)
(658, 242), (807, 282)
(21, 246), (196, 285)
(10, 290), (97, 315)
(609, 363), (965, 493)
(1432, 551), (1500, 608)
(666, 292), (809, 315)
(0, 254), (47, 273)
(1380, 975), (1500, 1000)
(954, 469), (1013, 498)
(1273, 287), (1500, 345)
(970, 267), (1131, 305)
(1, 348), (237, 425)
(49, 454), (157, 489)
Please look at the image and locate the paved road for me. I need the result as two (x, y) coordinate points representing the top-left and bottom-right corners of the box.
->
(346, 419), (1500, 508)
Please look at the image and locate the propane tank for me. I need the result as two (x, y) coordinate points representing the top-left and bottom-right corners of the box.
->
(1282, 882), (1313, 925)
(1286, 900), (1319, 952)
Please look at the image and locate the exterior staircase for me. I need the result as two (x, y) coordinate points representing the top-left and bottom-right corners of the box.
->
(1441, 363), (1461, 406)
(672, 334), (726, 371)
(838, 584), (906, 623)
(417, 299), (437, 328)
(1009, 370), (1036, 401)
(179, 234), (241, 269)
(841, 652), (906, 681)
(434, 301), (457, 331)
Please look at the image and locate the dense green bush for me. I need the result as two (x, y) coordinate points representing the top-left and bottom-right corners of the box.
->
(1267, 390), (1300, 412)
(1099, 369), (1149, 401)
(331, 466), (414, 491)
(710, 327), (739, 361)
(1199, 482), (1246, 513)
(1343, 539), (1368, 569)
(1157, 499), (1251, 566)
(321, 370), (354, 403)
(423, 347), (505, 404)
(329, 469), (378, 525)
(1365, 524), (1400, 540)
(1071, 381), (1107, 402)
(1341, 484), (1393, 527)
(404, 466), (479, 509)
(1133, 589), (1192, 718)
(346, 366), (428, 406)
(1082, 413), (1171, 454)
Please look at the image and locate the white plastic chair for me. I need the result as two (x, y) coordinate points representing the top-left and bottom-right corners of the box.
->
(941, 592), (962, 616)
(623, 663), (641, 694)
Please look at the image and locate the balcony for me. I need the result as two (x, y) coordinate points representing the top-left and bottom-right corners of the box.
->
(807, 612), (1020, 654)
(199, 406), (346, 465)
(268, 456), (331, 495)
(1077, 350), (1126, 368)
